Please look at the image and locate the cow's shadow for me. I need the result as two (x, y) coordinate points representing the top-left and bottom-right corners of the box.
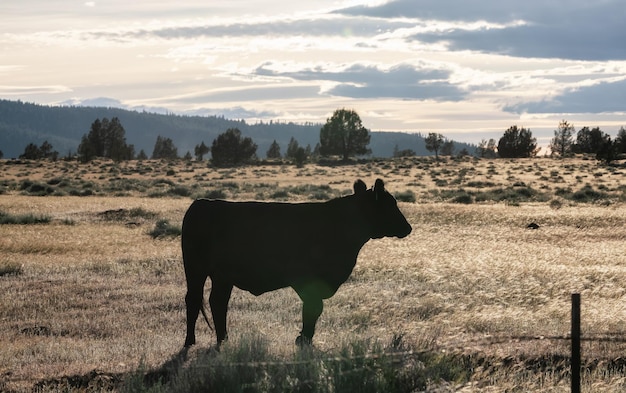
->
(143, 345), (221, 387)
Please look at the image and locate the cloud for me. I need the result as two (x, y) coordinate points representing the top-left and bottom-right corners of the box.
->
(253, 62), (466, 101)
(504, 79), (626, 114)
(90, 17), (413, 43)
(336, 0), (626, 61)
(175, 85), (322, 103)
(336, 0), (545, 22)
(0, 85), (72, 95)
(414, 23), (626, 61)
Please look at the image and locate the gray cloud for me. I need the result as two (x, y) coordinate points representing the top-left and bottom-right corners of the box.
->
(336, 0), (626, 61)
(336, 0), (557, 23)
(504, 79), (626, 114)
(414, 23), (626, 61)
(254, 63), (466, 101)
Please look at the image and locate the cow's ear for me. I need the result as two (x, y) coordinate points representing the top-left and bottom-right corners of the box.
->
(374, 178), (385, 200)
(374, 179), (385, 192)
(354, 179), (367, 195)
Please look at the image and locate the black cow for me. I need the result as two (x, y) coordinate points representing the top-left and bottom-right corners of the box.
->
(181, 178), (412, 347)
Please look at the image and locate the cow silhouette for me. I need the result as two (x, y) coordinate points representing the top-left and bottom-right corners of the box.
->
(181, 178), (412, 347)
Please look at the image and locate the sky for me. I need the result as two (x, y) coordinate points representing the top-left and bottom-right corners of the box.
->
(2, 0), (626, 151)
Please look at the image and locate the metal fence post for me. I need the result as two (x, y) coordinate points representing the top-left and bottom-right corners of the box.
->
(571, 293), (581, 393)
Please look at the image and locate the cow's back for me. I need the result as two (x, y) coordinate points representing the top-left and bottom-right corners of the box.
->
(182, 198), (369, 296)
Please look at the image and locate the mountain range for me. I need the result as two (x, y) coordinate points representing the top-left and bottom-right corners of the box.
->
(0, 99), (475, 159)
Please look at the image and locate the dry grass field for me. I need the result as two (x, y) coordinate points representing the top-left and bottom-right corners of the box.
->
(0, 156), (625, 392)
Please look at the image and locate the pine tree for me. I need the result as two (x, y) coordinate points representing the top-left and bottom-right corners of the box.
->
(194, 141), (209, 160)
(152, 135), (178, 160)
(286, 137), (300, 159)
(210, 128), (257, 167)
(266, 140), (281, 159)
(497, 126), (538, 158)
(77, 117), (133, 162)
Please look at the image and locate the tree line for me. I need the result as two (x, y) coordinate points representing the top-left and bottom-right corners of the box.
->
(468, 121), (625, 163)
(6, 111), (626, 165)
(10, 109), (372, 166)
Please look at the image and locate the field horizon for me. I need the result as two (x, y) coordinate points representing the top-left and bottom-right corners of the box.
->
(1, 156), (625, 392)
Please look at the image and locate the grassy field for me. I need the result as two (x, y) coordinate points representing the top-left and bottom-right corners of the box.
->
(0, 156), (625, 392)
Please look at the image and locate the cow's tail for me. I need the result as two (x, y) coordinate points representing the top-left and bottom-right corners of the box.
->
(200, 300), (214, 332)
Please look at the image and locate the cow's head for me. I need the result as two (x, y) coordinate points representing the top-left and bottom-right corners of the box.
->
(354, 179), (412, 239)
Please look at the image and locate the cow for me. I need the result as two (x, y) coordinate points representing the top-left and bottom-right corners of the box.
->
(181, 178), (412, 347)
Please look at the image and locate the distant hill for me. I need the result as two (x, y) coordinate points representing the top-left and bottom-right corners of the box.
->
(0, 99), (475, 159)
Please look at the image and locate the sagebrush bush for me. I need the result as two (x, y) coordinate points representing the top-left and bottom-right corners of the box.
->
(148, 219), (182, 239)
(0, 211), (51, 225)
(395, 190), (416, 203)
(453, 194), (473, 204)
(202, 189), (228, 199)
(0, 261), (23, 277)
(549, 199), (563, 210)
(19, 180), (55, 196)
(569, 185), (608, 203)
(169, 186), (192, 197)
(270, 190), (289, 199)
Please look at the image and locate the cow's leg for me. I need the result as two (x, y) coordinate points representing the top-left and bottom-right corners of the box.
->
(184, 274), (208, 347)
(296, 294), (323, 346)
(209, 279), (233, 346)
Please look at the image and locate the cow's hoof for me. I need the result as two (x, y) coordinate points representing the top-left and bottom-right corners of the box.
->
(295, 335), (312, 346)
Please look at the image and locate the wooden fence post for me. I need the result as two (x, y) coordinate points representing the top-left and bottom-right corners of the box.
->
(571, 293), (581, 393)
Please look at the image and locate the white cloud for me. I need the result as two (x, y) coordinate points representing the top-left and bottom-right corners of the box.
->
(0, 85), (72, 95)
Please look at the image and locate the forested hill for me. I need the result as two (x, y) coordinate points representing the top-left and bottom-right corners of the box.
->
(0, 99), (473, 159)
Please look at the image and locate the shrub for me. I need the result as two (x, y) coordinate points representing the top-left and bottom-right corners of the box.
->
(311, 191), (331, 200)
(270, 190), (289, 199)
(69, 188), (94, 197)
(0, 261), (23, 277)
(169, 186), (191, 197)
(148, 219), (181, 239)
(98, 208), (157, 222)
(0, 211), (51, 225)
(395, 190), (416, 203)
(19, 181), (55, 196)
(202, 189), (228, 199)
(569, 185), (608, 203)
(452, 193), (473, 204)
(472, 185), (546, 203)
(549, 199), (563, 210)
(466, 181), (496, 188)
(46, 177), (63, 185)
